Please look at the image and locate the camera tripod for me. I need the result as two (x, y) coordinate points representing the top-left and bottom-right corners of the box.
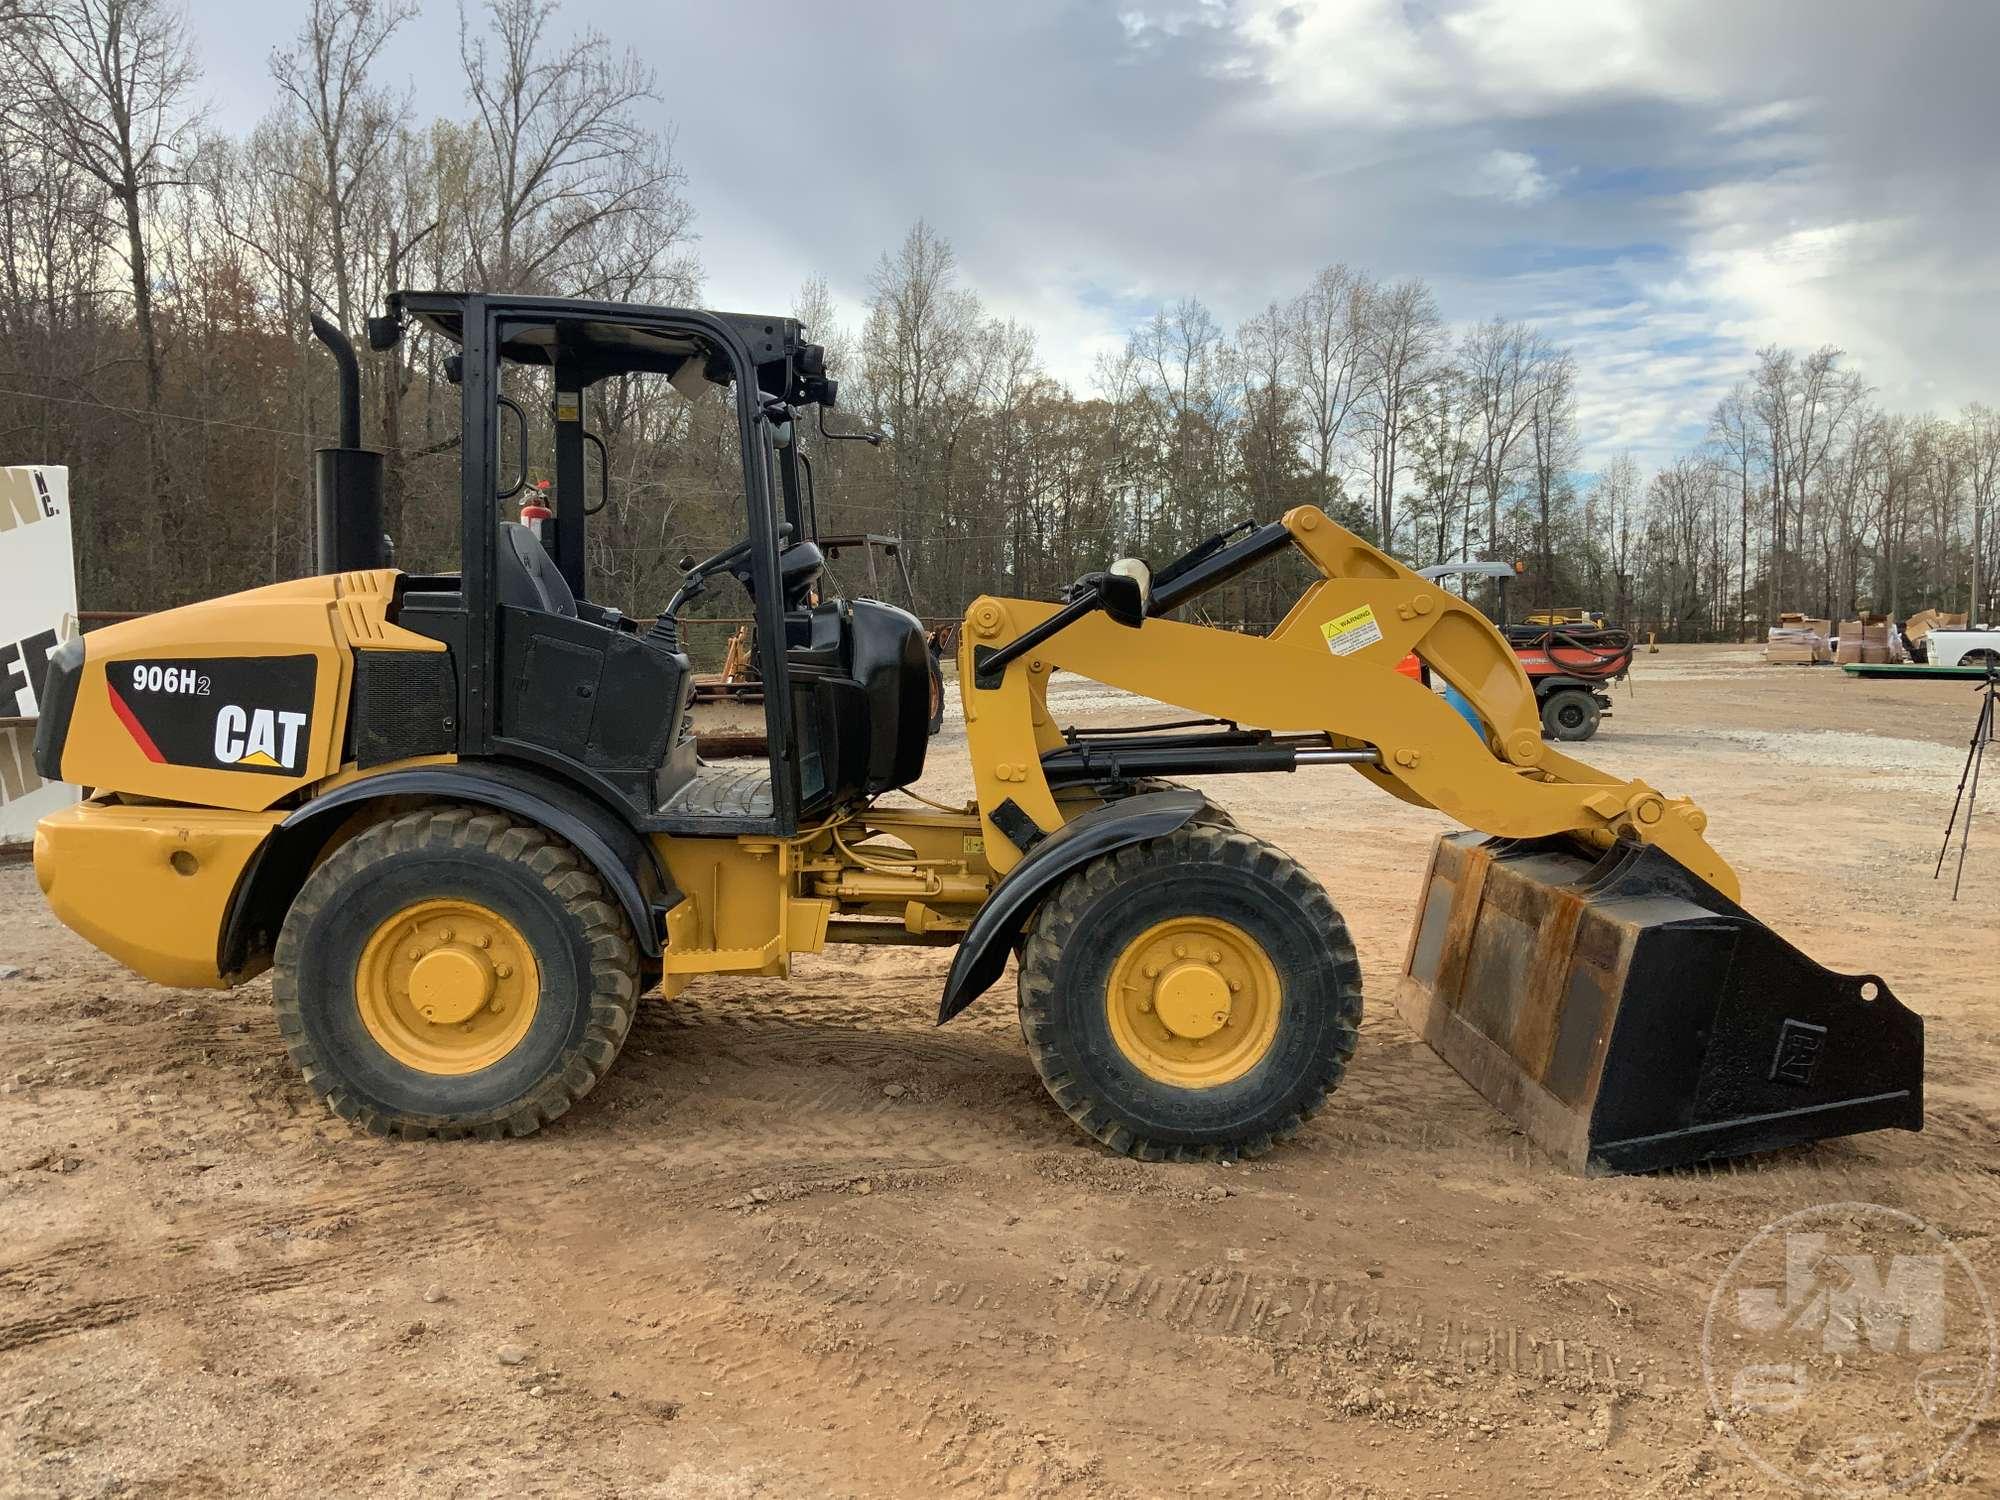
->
(1936, 661), (1998, 900)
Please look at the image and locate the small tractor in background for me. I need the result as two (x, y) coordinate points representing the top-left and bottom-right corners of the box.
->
(1416, 561), (1633, 741)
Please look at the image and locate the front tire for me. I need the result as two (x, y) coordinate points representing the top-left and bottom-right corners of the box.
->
(1016, 826), (1362, 1160)
(272, 806), (640, 1139)
(1541, 687), (1601, 741)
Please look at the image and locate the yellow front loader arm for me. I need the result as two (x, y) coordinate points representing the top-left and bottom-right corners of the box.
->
(958, 505), (1736, 900)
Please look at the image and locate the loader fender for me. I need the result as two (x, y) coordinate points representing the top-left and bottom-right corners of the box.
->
(937, 789), (1205, 1023)
(220, 762), (674, 977)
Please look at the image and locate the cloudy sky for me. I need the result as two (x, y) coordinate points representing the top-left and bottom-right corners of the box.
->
(189, 0), (2000, 470)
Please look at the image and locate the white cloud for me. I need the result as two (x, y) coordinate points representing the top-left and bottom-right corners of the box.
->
(1464, 150), (1555, 205)
(1713, 99), (1809, 135)
(184, 0), (2000, 471)
(1214, 0), (1702, 129)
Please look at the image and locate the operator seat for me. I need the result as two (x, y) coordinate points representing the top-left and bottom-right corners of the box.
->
(488, 520), (696, 817)
(496, 522), (576, 617)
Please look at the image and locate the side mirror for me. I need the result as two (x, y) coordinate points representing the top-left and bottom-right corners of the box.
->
(1099, 558), (1151, 628)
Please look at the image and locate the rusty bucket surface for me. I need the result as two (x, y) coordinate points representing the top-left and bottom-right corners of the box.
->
(1393, 832), (1923, 1174)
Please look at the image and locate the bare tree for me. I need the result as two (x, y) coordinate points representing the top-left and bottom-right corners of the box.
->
(270, 0), (415, 331)
(973, 317), (1042, 593)
(1403, 366), (1476, 567)
(1591, 452), (1643, 622)
(1707, 382), (1761, 637)
(12, 0), (200, 414)
(1459, 317), (1548, 616)
(1127, 295), (1231, 550)
(1962, 403), (2000, 624)
(9, 0), (200, 594)
(861, 220), (982, 563)
(1236, 301), (1296, 513)
(1755, 344), (1863, 612)
(791, 275), (852, 380)
(458, 0), (692, 296)
(1356, 277), (1442, 547)
(1287, 263), (1368, 512)
(1525, 349), (1578, 609)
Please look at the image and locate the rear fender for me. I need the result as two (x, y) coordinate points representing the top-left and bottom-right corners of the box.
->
(936, 789), (1203, 1023)
(219, 761), (675, 978)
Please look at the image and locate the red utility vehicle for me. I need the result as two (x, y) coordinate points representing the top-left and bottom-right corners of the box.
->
(1410, 562), (1632, 741)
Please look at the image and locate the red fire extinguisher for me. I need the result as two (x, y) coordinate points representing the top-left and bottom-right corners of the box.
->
(520, 480), (553, 541)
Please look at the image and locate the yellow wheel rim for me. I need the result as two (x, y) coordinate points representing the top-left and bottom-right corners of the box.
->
(1105, 915), (1281, 1088)
(355, 898), (540, 1075)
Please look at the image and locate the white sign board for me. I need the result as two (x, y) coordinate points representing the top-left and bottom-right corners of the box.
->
(1, 466), (80, 843)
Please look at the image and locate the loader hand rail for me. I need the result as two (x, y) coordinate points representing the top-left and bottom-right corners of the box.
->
(956, 505), (1736, 899)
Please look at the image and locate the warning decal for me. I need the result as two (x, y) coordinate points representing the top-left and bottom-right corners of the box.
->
(1319, 604), (1384, 657)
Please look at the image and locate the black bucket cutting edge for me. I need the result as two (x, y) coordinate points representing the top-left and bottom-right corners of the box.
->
(1393, 831), (1923, 1175)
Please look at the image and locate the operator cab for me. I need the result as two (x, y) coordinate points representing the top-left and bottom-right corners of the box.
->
(373, 291), (931, 836)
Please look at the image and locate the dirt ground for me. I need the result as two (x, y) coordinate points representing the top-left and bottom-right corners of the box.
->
(2, 644), (1996, 1498)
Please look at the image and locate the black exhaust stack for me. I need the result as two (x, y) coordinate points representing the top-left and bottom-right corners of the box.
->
(311, 312), (388, 574)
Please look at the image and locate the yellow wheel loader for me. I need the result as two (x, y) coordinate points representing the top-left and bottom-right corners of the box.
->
(28, 292), (1923, 1170)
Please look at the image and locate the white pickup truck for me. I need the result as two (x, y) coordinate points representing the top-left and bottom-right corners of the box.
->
(1927, 626), (2000, 668)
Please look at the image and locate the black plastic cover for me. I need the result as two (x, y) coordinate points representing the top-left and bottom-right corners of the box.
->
(847, 599), (929, 794)
(32, 633), (83, 782)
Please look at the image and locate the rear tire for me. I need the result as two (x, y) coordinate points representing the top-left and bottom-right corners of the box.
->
(272, 805), (640, 1139)
(1016, 826), (1361, 1160)
(1541, 688), (1601, 741)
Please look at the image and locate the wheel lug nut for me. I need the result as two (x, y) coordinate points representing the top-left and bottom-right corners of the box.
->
(478, 935), (492, 949)
(1144, 964), (1159, 979)
(440, 928), (454, 942)
(1139, 999), (1153, 1013)
(1207, 949), (1222, 964)
(1174, 945), (1186, 959)
(495, 964), (512, 979)
(490, 999), (506, 1014)
(1228, 979), (1242, 992)
(408, 946), (424, 961)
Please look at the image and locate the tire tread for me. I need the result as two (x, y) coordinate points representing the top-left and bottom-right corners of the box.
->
(270, 804), (639, 1141)
(1016, 824), (1361, 1162)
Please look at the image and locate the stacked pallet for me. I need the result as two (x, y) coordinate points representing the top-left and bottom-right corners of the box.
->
(1765, 613), (1830, 664)
(1835, 614), (1898, 664)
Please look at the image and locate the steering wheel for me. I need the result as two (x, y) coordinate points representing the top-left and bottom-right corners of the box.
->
(662, 524), (793, 619)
